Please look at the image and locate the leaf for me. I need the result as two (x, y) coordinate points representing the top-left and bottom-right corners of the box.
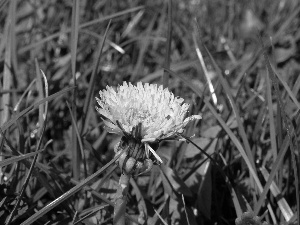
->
(160, 164), (192, 199)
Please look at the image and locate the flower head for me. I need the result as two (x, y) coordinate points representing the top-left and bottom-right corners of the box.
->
(96, 82), (201, 172)
(96, 82), (200, 141)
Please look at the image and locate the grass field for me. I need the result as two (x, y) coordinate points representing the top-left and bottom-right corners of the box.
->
(1, 0), (300, 224)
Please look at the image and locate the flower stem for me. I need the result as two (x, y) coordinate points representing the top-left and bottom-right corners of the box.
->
(113, 173), (131, 225)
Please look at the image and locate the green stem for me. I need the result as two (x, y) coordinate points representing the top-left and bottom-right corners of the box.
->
(113, 173), (131, 225)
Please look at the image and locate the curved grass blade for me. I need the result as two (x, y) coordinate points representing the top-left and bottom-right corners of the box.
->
(6, 63), (50, 225)
(20, 151), (122, 225)
(165, 68), (261, 187)
(35, 59), (44, 137)
(0, 128), (57, 203)
(204, 99), (277, 223)
(13, 79), (36, 112)
(0, 149), (45, 168)
(203, 45), (256, 172)
(1, 86), (75, 132)
(165, 67), (277, 222)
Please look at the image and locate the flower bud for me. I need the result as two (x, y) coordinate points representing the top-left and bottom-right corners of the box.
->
(123, 157), (137, 174)
(114, 136), (159, 175)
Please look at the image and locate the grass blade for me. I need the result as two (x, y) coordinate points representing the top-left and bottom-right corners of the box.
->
(0, 149), (45, 168)
(6, 64), (49, 225)
(18, 6), (144, 55)
(164, 67), (277, 222)
(154, 208), (168, 225)
(203, 45), (256, 172)
(260, 166), (294, 221)
(130, 13), (157, 82)
(193, 22), (218, 107)
(71, 0), (80, 180)
(260, 38), (300, 223)
(254, 135), (291, 217)
(273, 69), (300, 112)
(141, 59), (198, 83)
(1, 86), (75, 132)
(121, 9), (145, 38)
(130, 178), (147, 222)
(20, 155), (120, 225)
(66, 101), (87, 178)
(74, 204), (109, 224)
(165, 67), (261, 188)
(82, 20), (111, 134)
(265, 65), (277, 160)
(182, 194), (191, 225)
(35, 60), (45, 137)
(0, 0), (15, 184)
(162, 0), (172, 87)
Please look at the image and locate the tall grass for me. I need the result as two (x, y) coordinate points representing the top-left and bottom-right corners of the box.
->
(0, 0), (300, 224)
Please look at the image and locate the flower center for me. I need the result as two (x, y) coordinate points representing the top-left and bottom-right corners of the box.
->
(127, 107), (151, 124)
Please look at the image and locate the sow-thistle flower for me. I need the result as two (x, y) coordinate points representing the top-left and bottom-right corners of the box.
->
(96, 82), (201, 175)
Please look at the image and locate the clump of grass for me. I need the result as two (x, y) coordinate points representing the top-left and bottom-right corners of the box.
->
(1, 0), (300, 225)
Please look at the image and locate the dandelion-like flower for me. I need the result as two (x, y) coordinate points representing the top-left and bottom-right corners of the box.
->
(96, 82), (201, 174)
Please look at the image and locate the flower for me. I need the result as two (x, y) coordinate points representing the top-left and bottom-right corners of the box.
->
(96, 82), (201, 170)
